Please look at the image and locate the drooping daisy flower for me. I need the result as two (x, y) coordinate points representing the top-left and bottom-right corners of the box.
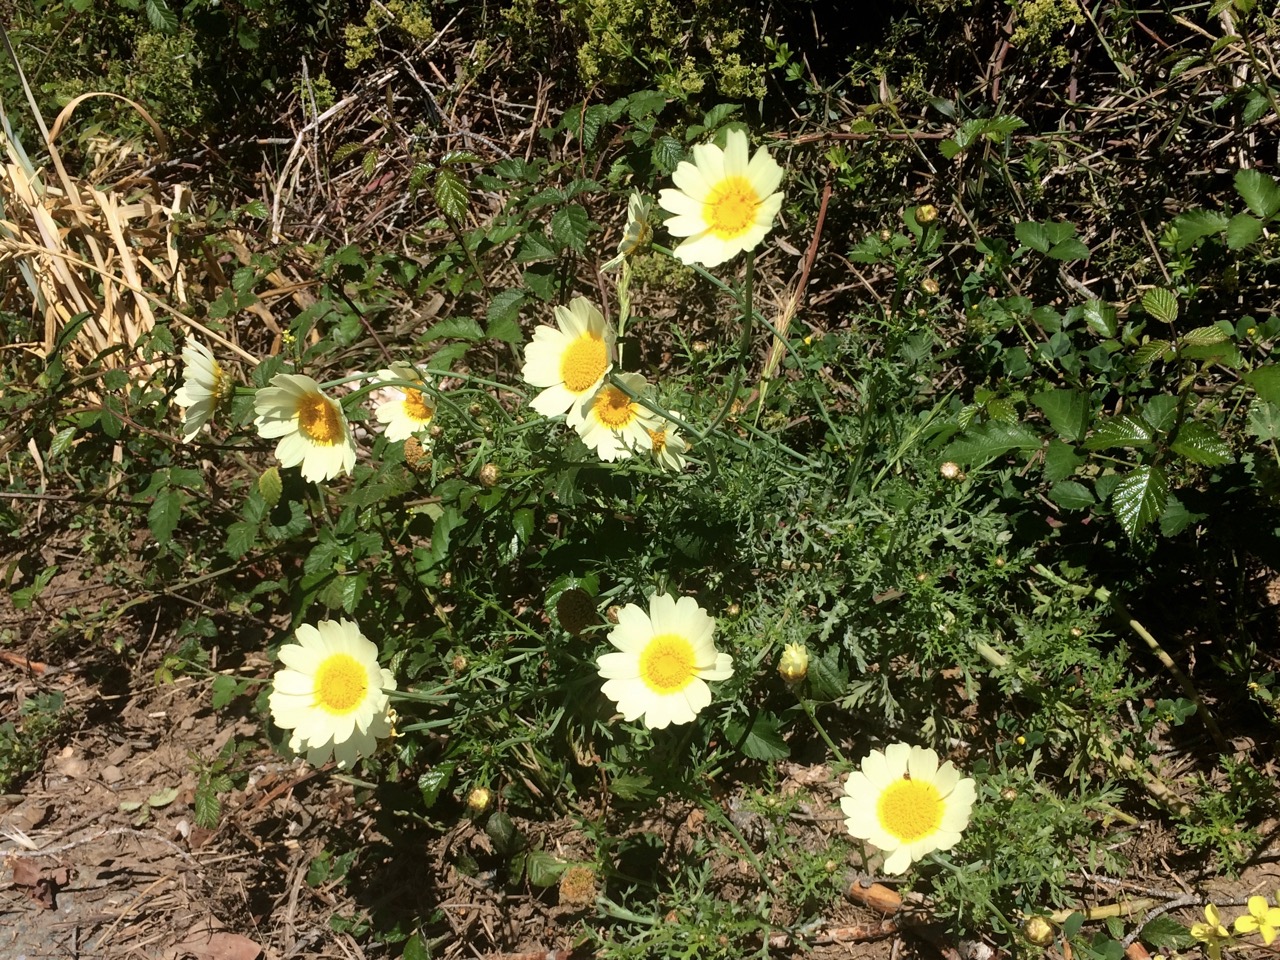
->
(1235, 897), (1280, 945)
(648, 414), (688, 472)
(596, 593), (733, 730)
(253, 374), (357, 483)
(374, 362), (436, 442)
(840, 743), (976, 875)
(568, 373), (660, 462)
(521, 297), (615, 418)
(601, 191), (653, 272)
(657, 128), (784, 268)
(267, 618), (397, 769)
(174, 339), (229, 442)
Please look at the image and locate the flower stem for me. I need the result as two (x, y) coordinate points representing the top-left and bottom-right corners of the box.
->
(706, 250), (756, 437)
(799, 697), (846, 765)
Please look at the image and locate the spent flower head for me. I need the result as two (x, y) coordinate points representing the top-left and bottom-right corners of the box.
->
(840, 743), (976, 875)
(648, 414), (689, 472)
(658, 128), (784, 268)
(601, 191), (653, 271)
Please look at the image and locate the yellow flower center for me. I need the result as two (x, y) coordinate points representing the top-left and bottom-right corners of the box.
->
(561, 333), (608, 393)
(403, 388), (435, 423)
(297, 392), (344, 446)
(312, 653), (369, 714)
(876, 776), (944, 842)
(649, 427), (667, 454)
(212, 361), (231, 402)
(592, 385), (639, 429)
(639, 633), (697, 694)
(704, 175), (760, 239)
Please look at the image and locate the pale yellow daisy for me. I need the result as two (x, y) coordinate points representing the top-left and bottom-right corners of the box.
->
(778, 642), (809, 684)
(174, 339), (230, 442)
(253, 373), (356, 482)
(648, 414), (689, 471)
(840, 743), (976, 875)
(267, 618), (397, 769)
(521, 297), (614, 418)
(568, 373), (660, 462)
(657, 128), (784, 268)
(601, 191), (653, 271)
(597, 593), (733, 730)
(374, 362), (436, 442)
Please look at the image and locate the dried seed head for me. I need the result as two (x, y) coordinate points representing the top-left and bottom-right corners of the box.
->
(404, 435), (431, 472)
(557, 865), (598, 908)
(556, 588), (598, 636)
(606, 604), (622, 624)
(940, 461), (966, 481)
(1022, 916), (1055, 947)
(725, 602), (741, 617)
(922, 278), (940, 295)
(878, 229), (892, 243)
(478, 463), (500, 488)
(450, 653), (468, 673)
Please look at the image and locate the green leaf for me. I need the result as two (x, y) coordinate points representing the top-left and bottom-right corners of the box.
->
(1015, 221), (1050, 253)
(1171, 209), (1228, 250)
(515, 231), (558, 263)
(402, 933), (431, 960)
(524, 850), (567, 887)
(1049, 480), (1095, 510)
(1141, 288), (1178, 325)
(225, 520), (258, 559)
(1132, 340), (1172, 367)
(1141, 395), (1179, 433)
(1246, 364), (1280, 404)
(422, 316), (485, 341)
(609, 773), (652, 800)
(1180, 325), (1229, 346)
(434, 168), (470, 222)
(485, 811), (519, 855)
(1140, 916), (1197, 950)
(1170, 421), (1232, 465)
(148, 786), (180, 807)
(259, 466), (283, 508)
(49, 426), (77, 459)
(651, 134), (684, 172)
(1111, 465), (1169, 539)
(418, 762), (455, 808)
(1080, 300), (1117, 338)
(1246, 401), (1280, 440)
(1226, 212), (1264, 249)
(487, 288), (525, 326)
(806, 646), (847, 701)
(1031, 389), (1090, 441)
(550, 204), (591, 254)
(1043, 439), (1085, 482)
(943, 421), (1042, 467)
(145, 0), (178, 32)
(1047, 237), (1089, 261)
(210, 674), (240, 710)
(193, 789), (221, 829)
(148, 485), (183, 544)
(1084, 415), (1154, 451)
(1234, 167), (1280, 219)
(726, 713), (790, 761)
(1159, 496), (1207, 537)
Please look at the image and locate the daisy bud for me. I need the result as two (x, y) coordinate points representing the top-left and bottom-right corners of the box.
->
(778, 643), (809, 685)
(940, 461), (965, 481)
(450, 653), (468, 672)
(1022, 916), (1055, 947)
(916, 204), (939, 224)
(465, 786), (492, 815)
(478, 463), (501, 488)
(878, 229), (892, 243)
(606, 605), (622, 624)
(921, 278), (940, 295)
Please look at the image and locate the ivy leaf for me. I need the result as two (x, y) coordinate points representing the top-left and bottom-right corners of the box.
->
(1141, 288), (1179, 325)
(1111, 464), (1169, 539)
(550, 204), (591, 254)
(1234, 167), (1280, 219)
(434, 168), (470, 222)
(1085, 415), (1154, 451)
(1170, 421), (1232, 465)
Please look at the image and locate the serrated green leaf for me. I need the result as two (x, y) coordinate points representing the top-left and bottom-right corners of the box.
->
(1140, 915), (1197, 950)
(49, 426), (77, 459)
(550, 204), (591, 254)
(193, 789), (221, 829)
(259, 466), (282, 507)
(1049, 480), (1095, 510)
(1043, 439), (1085, 482)
(1141, 395), (1179, 433)
(1132, 340), (1172, 367)
(145, 0), (178, 32)
(485, 811), (519, 855)
(434, 168), (470, 222)
(1031, 389), (1090, 441)
(609, 773), (652, 800)
(943, 421), (1042, 467)
(422, 316), (485, 341)
(148, 486), (183, 544)
(1015, 221), (1050, 253)
(1180, 325), (1228, 347)
(515, 231), (558, 263)
(1111, 464), (1168, 539)
(210, 674), (239, 710)
(1047, 237), (1089, 261)
(651, 134), (683, 172)
(1226, 212), (1264, 249)
(1085, 415), (1154, 451)
(1246, 400), (1280, 440)
(1141, 288), (1178, 325)
(1170, 421), (1232, 465)
(1080, 300), (1117, 338)
(1171, 209), (1228, 250)
(806, 646), (847, 701)
(1234, 167), (1280, 219)
(225, 519), (258, 559)
(727, 713), (790, 761)
(524, 850), (568, 887)
(418, 762), (455, 808)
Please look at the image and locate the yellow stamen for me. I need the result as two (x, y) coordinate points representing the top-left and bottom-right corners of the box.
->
(592, 386), (638, 429)
(298, 392), (344, 446)
(639, 634), (696, 693)
(561, 333), (607, 393)
(876, 777), (944, 842)
(705, 175), (759, 239)
(313, 653), (369, 714)
(650, 428), (667, 454)
(403, 388), (434, 423)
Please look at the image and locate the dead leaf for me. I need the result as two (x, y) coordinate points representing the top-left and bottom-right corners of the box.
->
(175, 931), (262, 960)
(8, 857), (73, 910)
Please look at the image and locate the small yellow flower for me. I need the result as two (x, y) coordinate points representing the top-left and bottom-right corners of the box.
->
(374, 362), (436, 442)
(601, 191), (653, 271)
(840, 743), (976, 875)
(648, 414), (689, 472)
(521, 297), (615, 418)
(569, 373), (660, 462)
(1234, 895), (1280, 945)
(657, 128), (784, 268)
(253, 374), (357, 482)
(1191, 903), (1232, 960)
(778, 643), (809, 684)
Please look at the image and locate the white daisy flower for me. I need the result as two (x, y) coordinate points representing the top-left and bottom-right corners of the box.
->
(568, 373), (660, 462)
(596, 593), (733, 730)
(840, 743), (977, 875)
(267, 618), (397, 769)
(521, 297), (615, 418)
(253, 373), (356, 483)
(648, 414), (688, 471)
(374, 362), (436, 442)
(174, 339), (229, 442)
(601, 191), (654, 272)
(657, 128), (784, 268)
